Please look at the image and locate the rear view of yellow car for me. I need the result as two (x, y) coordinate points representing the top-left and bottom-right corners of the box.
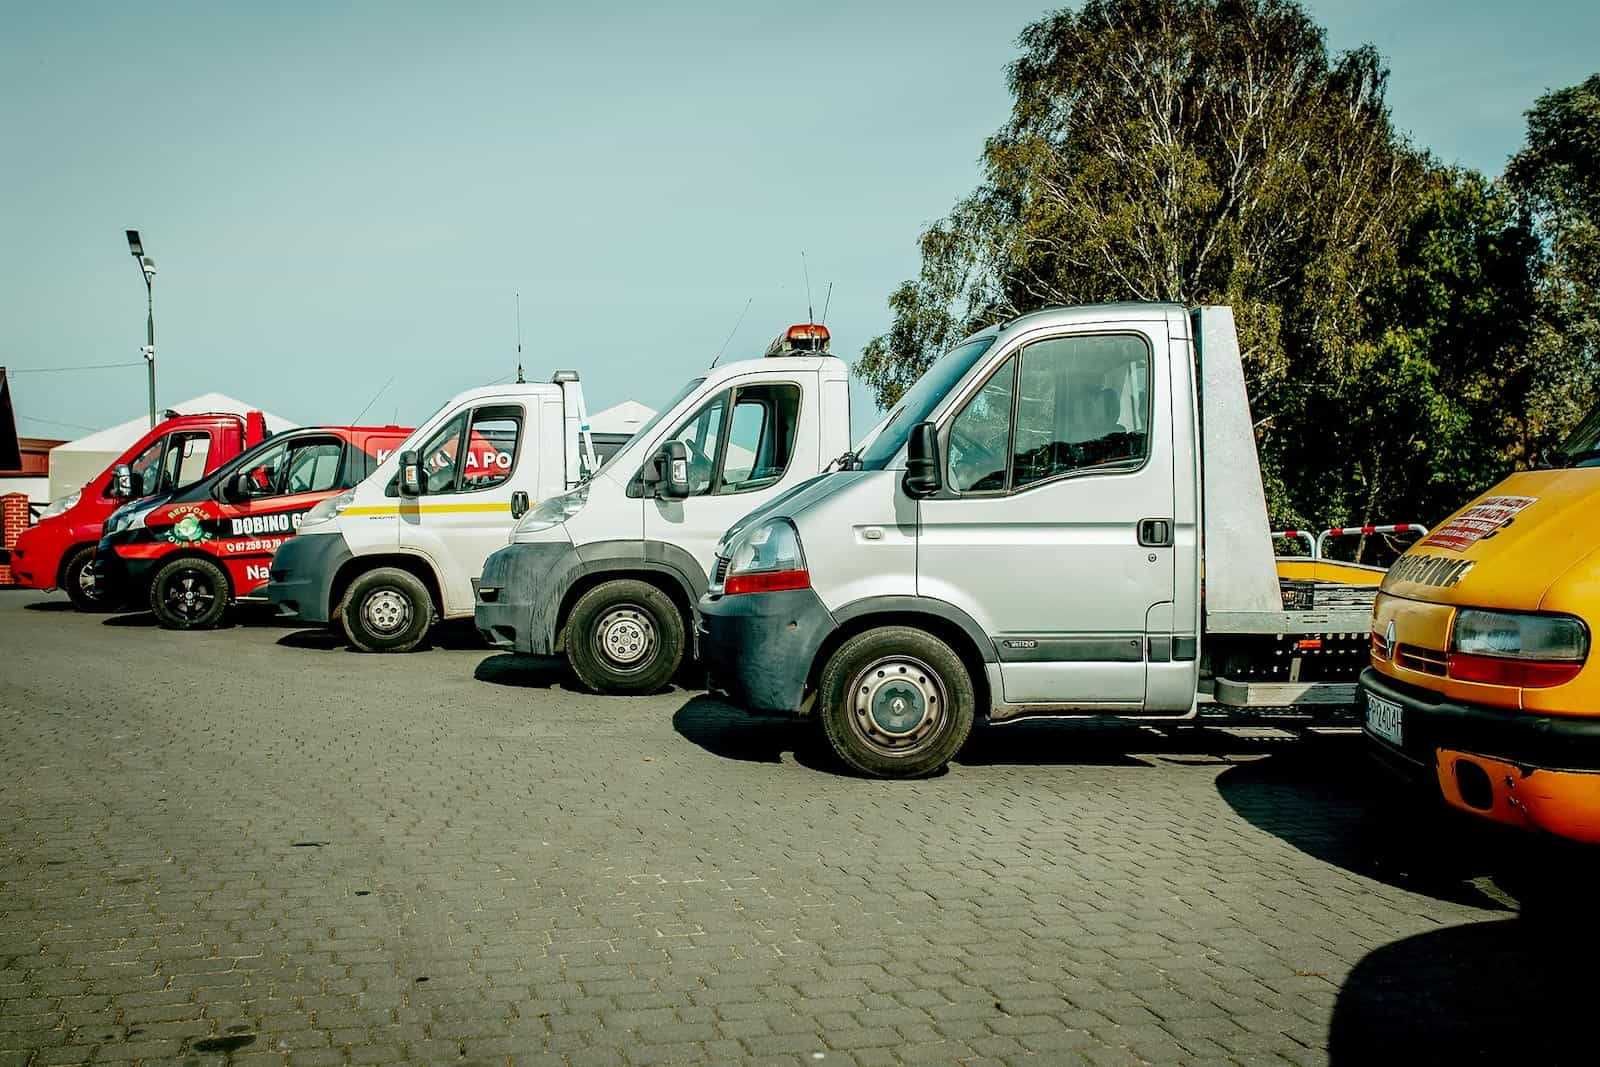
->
(1361, 410), (1600, 843)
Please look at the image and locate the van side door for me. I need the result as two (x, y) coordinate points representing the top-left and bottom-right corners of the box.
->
(915, 324), (1175, 708)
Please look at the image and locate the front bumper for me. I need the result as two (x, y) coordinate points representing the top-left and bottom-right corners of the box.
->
(696, 586), (836, 714)
(8, 529), (58, 590)
(93, 538), (148, 602)
(474, 541), (582, 654)
(1360, 667), (1600, 843)
(265, 531), (352, 624)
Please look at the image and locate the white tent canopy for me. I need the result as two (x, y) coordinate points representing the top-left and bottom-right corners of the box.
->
(48, 393), (295, 499)
(587, 400), (655, 436)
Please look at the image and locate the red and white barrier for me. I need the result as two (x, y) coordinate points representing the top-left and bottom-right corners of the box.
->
(1315, 523), (1428, 560)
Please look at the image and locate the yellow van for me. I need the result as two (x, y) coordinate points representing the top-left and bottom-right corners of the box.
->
(1361, 412), (1600, 843)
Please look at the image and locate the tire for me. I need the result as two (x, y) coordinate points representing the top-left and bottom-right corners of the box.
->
(62, 545), (117, 612)
(338, 567), (433, 653)
(817, 626), (977, 779)
(565, 579), (684, 695)
(149, 556), (231, 630)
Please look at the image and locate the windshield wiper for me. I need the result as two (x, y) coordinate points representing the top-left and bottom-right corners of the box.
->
(828, 449), (863, 472)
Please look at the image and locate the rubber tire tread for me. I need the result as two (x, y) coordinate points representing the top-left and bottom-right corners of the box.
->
(149, 556), (231, 631)
(63, 545), (117, 612)
(339, 567), (433, 653)
(566, 578), (684, 695)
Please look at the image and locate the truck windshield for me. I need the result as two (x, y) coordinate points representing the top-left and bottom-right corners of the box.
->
(856, 336), (997, 470)
(1557, 406), (1600, 467)
(594, 377), (707, 477)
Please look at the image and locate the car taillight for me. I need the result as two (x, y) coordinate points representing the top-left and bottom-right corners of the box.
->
(723, 519), (808, 597)
(724, 569), (811, 596)
(1447, 608), (1589, 688)
(1445, 653), (1584, 688)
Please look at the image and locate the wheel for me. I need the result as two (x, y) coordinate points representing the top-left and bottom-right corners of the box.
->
(338, 567), (433, 653)
(817, 626), (977, 778)
(62, 545), (117, 612)
(565, 579), (684, 694)
(149, 556), (230, 630)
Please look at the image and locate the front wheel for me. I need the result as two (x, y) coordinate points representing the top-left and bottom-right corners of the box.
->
(817, 627), (977, 778)
(63, 545), (117, 612)
(565, 579), (684, 695)
(149, 557), (231, 630)
(339, 567), (433, 653)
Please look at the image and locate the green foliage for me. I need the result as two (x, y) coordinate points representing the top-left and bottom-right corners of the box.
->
(861, 0), (1600, 532)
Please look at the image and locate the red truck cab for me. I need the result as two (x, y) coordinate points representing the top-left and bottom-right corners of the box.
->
(96, 424), (411, 630)
(9, 411), (267, 609)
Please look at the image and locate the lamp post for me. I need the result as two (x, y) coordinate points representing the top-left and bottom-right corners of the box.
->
(125, 230), (157, 427)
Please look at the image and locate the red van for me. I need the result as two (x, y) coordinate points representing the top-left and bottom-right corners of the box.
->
(96, 424), (410, 629)
(9, 411), (267, 609)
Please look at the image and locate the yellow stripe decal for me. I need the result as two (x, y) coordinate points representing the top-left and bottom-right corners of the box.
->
(343, 502), (518, 516)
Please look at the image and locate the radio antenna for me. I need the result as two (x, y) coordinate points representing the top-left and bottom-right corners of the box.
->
(514, 292), (525, 384)
(820, 282), (833, 325)
(710, 296), (753, 368)
(351, 375), (396, 425)
(801, 252), (814, 322)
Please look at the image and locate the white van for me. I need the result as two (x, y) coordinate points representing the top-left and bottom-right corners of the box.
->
(265, 373), (604, 651)
(473, 324), (851, 694)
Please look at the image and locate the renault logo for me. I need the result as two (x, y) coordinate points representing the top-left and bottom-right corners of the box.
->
(1384, 620), (1397, 659)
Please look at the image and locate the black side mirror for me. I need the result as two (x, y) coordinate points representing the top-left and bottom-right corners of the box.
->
(510, 490), (530, 518)
(655, 441), (692, 500)
(224, 471), (255, 502)
(398, 450), (423, 497)
(108, 464), (135, 500)
(902, 422), (943, 498)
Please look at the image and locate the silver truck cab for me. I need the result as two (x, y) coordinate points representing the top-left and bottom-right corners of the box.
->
(698, 303), (1276, 778)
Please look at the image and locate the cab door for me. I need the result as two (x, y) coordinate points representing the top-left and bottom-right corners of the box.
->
(642, 377), (810, 578)
(915, 326), (1174, 706)
(398, 402), (533, 617)
(217, 434), (345, 595)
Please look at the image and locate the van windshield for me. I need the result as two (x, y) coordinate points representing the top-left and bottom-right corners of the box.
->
(1557, 405), (1600, 467)
(594, 377), (707, 478)
(857, 336), (997, 470)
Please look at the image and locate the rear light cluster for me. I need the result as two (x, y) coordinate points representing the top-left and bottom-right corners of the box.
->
(722, 519), (809, 597)
(1375, 608), (1590, 688)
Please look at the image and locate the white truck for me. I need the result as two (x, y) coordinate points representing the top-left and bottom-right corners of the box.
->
(697, 304), (1381, 777)
(473, 323), (852, 694)
(265, 373), (613, 651)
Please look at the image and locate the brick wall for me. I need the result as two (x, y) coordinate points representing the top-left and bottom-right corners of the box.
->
(0, 493), (29, 585)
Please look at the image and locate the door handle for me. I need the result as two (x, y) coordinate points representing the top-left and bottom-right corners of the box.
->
(1138, 518), (1173, 547)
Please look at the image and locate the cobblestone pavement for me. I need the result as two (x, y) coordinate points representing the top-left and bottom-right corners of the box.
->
(0, 590), (1588, 1066)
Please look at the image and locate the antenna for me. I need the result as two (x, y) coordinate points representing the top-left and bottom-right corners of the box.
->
(820, 282), (833, 325)
(801, 252), (814, 322)
(710, 296), (753, 368)
(350, 375), (396, 425)
(514, 292), (525, 384)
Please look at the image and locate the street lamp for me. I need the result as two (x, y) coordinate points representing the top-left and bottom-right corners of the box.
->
(126, 229), (157, 427)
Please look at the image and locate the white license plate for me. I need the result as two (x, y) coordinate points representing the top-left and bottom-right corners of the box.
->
(1365, 692), (1404, 746)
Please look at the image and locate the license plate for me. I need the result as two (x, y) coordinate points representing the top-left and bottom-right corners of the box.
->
(1365, 692), (1404, 746)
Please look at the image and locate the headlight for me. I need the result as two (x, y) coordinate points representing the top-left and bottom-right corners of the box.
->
(40, 491), (80, 520)
(723, 519), (808, 596)
(105, 502), (152, 535)
(513, 483), (589, 535)
(302, 489), (356, 526)
(1449, 608), (1589, 687)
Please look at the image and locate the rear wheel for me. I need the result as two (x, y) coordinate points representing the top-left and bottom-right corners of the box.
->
(62, 545), (116, 612)
(339, 567), (433, 652)
(817, 626), (976, 778)
(149, 557), (230, 630)
(565, 579), (684, 694)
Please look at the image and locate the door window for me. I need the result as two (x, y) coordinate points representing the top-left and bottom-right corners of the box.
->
(460, 407), (522, 491)
(284, 440), (343, 494)
(664, 393), (728, 496)
(234, 439), (293, 498)
(122, 438), (166, 498)
(169, 433), (212, 487)
(948, 355), (1016, 493)
(1013, 335), (1149, 489)
(413, 412), (467, 495)
(717, 383), (800, 494)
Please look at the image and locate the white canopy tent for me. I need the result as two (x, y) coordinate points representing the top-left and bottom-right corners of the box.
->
(48, 393), (295, 500)
(587, 399), (655, 437)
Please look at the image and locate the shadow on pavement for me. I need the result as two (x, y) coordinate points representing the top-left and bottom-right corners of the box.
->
(273, 619), (490, 652)
(956, 719), (1308, 768)
(277, 628), (344, 651)
(20, 599), (74, 612)
(101, 611), (159, 627)
(474, 653), (569, 690)
(672, 695), (835, 769)
(1329, 915), (1594, 1064)
(1215, 738), (1521, 910)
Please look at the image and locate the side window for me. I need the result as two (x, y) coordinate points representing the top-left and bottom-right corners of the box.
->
(1012, 335), (1151, 490)
(665, 393), (728, 497)
(122, 438), (165, 498)
(717, 383), (800, 495)
(236, 439), (292, 498)
(284, 440), (343, 494)
(171, 434), (212, 487)
(459, 407), (522, 491)
(417, 413), (467, 495)
(948, 355), (1016, 493)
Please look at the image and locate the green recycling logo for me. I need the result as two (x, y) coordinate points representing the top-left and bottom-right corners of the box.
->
(167, 513), (211, 544)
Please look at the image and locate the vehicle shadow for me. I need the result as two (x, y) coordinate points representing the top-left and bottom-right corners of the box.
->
(101, 611), (159, 627)
(274, 619), (489, 653)
(473, 653), (571, 691)
(20, 599), (74, 612)
(1329, 913), (1595, 1064)
(956, 719), (1308, 768)
(672, 694), (836, 770)
(1214, 738), (1520, 910)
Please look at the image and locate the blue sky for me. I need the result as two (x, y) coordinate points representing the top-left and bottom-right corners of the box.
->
(3, 0), (1596, 443)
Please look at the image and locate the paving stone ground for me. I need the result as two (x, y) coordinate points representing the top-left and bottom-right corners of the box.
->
(0, 589), (1590, 1066)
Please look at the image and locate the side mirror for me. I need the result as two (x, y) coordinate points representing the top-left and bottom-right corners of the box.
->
(398, 450), (423, 497)
(224, 471), (255, 502)
(108, 464), (135, 500)
(510, 490), (530, 518)
(902, 422), (943, 498)
(654, 441), (692, 500)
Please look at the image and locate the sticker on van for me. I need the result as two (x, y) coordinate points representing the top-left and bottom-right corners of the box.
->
(1420, 496), (1537, 552)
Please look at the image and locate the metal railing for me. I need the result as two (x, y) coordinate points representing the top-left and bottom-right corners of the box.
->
(1272, 523), (1428, 561)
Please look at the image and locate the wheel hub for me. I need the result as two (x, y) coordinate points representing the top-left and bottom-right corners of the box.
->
(363, 589), (411, 635)
(596, 606), (656, 672)
(77, 563), (102, 600)
(166, 572), (214, 619)
(849, 656), (946, 756)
